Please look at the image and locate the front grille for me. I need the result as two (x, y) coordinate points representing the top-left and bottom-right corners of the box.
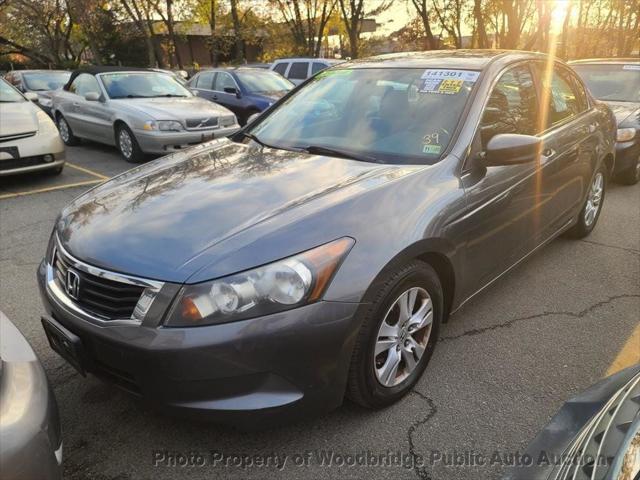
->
(0, 155), (48, 171)
(53, 248), (145, 320)
(552, 373), (640, 480)
(0, 131), (36, 143)
(185, 117), (218, 130)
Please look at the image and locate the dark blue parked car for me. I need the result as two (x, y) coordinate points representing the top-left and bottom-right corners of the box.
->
(188, 67), (294, 125)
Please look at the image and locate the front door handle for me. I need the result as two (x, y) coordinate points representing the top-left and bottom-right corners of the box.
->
(588, 123), (598, 133)
(212, 95), (218, 100)
(542, 148), (555, 158)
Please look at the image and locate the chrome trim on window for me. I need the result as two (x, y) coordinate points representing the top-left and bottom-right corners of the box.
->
(45, 235), (164, 326)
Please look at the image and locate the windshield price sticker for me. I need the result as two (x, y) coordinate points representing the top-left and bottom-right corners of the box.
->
(622, 65), (640, 71)
(419, 69), (478, 94)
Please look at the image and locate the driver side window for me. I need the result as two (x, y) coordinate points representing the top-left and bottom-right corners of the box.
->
(69, 74), (100, 97)
(480, 65), (538, 148)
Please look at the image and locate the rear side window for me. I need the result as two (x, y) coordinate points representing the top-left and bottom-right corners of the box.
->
(273, 62), (288, 76)
(288, 62), (309, 80)
(195, 72), (214, 89)
(480, 64), (538, 147)
(311, 62), (327, 75)
(539, 65), (584, 128)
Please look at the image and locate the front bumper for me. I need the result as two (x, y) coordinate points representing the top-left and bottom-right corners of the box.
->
(0, 129), (65, 177)
(0, 314), (62, 480)
(135, 126), (240, 155)
(614, 138), (640, 174)
(37, 260), (361, 427)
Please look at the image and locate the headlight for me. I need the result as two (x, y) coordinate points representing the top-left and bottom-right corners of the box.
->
(36, 110), (58, 134)
(165, 237), (354, 326)
(143, 120), (183, 132)
(220, 115), (236, 127)
(617, 128), (636, 142)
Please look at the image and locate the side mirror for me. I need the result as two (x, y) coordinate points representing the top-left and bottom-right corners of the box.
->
(224, 86), (241, 98)
(482, 134), (541, 167)
(247, 112), (260, 125)
(24, 92), (39, 102)
(84, 92), (101, 102)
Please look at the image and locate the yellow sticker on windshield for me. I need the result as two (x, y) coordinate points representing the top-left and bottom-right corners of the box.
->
(437, 79), (463, 94)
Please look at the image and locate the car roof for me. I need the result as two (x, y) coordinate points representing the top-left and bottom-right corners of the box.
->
(11, 69), (69, 75)
(64, 66), (158, 90)
(337, 49), (547, 70)
(569, 58), (640, 65)
(272, 57), (342, 63)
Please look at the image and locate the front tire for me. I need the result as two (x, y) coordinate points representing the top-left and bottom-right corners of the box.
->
(116, 124), (145, 163)
(346, 261), (443, 408)
(57, 114), (80, 146)
(566, 166), (606, 239)
(615, 156), (640, 185)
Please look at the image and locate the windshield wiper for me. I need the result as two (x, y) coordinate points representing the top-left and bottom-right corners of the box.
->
(302, 145), (380, 162)
(239, 131), (278, 149)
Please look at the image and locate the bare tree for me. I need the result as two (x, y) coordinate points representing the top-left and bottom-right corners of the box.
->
(408, 0), (438, 50)
(120, 0), (163, 67)
(271, 0), (336, 56)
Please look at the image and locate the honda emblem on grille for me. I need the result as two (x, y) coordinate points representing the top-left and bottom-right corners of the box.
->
(66, 269), (81, 300)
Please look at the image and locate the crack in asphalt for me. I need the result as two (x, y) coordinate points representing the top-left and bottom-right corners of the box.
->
(407, 390), (438, 480)
(579, 239), (640, 255)
(441, 293), (640, 342)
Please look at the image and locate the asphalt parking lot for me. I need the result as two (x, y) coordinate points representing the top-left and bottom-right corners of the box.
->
(1, 141), (639, 480)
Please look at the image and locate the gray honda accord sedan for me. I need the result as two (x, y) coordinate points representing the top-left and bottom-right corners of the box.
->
(38, 50), (615, 427)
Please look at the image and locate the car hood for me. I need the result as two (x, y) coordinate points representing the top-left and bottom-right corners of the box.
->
(604, 101), (640, 126)
(57, 140), (419, 283)
(112, 96), (232, 120)
(0, 101), (39, 136)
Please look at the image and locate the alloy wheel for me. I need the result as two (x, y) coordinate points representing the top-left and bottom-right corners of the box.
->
(58, 118), (69, 142)
(374, 287), (433, 388)
(118, 129), (133, 159)
(584, 172), (604, 227)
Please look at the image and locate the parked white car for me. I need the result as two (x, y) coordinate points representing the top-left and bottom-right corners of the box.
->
(270, 58), (344, 85)
(0, 78), (65, 176)
(52, 67), (240, 162)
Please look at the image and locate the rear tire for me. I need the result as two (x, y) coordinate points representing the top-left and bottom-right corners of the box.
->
(615, 156), (640, 185)
(116, 124), (145, 163)
(566, 165), (606, 239)
(56, 114), (80, 146)
(346, 260), (442, 409)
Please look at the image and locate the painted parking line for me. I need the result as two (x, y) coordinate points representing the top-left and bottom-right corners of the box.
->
(606, 322), (640, 376)
(0, 179), (105, 200)
(65, 162), (110, 180)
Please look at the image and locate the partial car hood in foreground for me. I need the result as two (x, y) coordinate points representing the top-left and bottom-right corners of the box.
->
(0, 102), (39, 136)
(112, 96), (232, 119)
(57, 139), (420, 283)
(605, 101), (640, 126)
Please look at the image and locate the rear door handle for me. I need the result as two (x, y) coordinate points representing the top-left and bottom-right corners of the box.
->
(588, 123), (598, 133)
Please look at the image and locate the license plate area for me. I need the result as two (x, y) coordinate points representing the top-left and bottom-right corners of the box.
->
(41, 315), (87, 376)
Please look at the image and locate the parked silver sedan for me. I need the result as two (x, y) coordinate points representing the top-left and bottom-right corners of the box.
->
(0, 311), (62, 480)
(0, 78), (65, 176)
(52, 67), (240, 162)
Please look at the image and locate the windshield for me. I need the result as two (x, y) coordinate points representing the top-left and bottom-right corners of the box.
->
(236, 70), (293, 94)
(248, 68), (478, 164)
(572, 64), (640, 102)
(0, 80), (25, 102)
(101, 72), (192, 99)
(23, 72), (70, 91)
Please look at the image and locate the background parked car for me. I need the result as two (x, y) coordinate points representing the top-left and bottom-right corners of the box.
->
(0, 78), (65, 176)
(570, 58), (640, 185)
(4, 70), (71, 116)
(504, 364), (640, 480)
(0, 311), (62, 480)
(270, 57), (344, 85)
(188, 67), (294, 125)
(52, 66), (239, 162)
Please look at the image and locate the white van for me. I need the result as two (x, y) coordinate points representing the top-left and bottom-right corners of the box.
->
(270, 58), (344, 85)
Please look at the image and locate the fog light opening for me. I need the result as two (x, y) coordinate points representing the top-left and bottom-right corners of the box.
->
(43, 154), (54, 163)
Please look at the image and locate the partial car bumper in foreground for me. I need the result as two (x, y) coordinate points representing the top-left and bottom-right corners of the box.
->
(135, 126), (240, 155)
(0, 312), (62, 480)
(37, 260), (360, 428)
(614, 138), (640, 174)
(504, 364), (640, 480)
